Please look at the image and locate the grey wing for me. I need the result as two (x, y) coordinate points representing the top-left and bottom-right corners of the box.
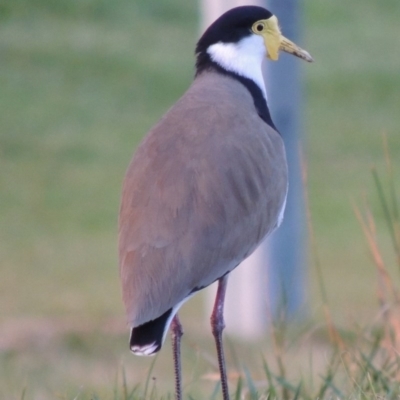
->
(119, 110), (287, 327)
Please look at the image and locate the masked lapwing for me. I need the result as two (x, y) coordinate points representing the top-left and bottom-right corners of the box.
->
(119, 6), (312, 400)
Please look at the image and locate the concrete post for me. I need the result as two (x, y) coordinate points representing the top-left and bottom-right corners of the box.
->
(202, 0), (306, 339)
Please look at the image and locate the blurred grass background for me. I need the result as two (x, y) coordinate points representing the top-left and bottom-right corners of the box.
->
(0, 0), (399, 398)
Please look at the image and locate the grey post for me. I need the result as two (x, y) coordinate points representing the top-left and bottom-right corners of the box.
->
(202, 0), (306, 338)
(263, 0), (306, 321)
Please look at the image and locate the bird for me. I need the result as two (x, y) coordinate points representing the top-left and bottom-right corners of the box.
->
(118, 5), (312, 400)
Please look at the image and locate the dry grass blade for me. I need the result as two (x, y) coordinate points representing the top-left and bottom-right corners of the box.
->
(353, 206), (400, 364)
(353, 148), (400, 353)
(300, 149), (344, 350)
(371, 166), (400, 274)
(352, 201), (398, 305)
(382, 133), (400, 270)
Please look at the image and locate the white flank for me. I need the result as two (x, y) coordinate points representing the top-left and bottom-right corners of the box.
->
(207, 34), (267, 100)
(277, 189), (288, 228)
(160, 294), (194, 345)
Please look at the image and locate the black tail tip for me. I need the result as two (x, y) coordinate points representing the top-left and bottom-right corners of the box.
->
(129, 308), (173, 356)
(130, 339), (161, 356)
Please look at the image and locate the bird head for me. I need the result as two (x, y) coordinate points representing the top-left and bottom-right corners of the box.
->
(195, 6), (313, 77)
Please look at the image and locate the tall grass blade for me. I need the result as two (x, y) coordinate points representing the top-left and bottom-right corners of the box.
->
(113, 368), (119, 400)
(143, 355), (158, 399)
(317, 350), (340, 399)
(321, 377), (345, 399)
(371, 167), (400, 273)
(300, 150), (344, 349)
(357, 332), (383, 388)
(292, 381), (302, 400)
(361, 352), (390, 392)
(275, 375), (298, 394)
(149, 376), (158, 400)
(118, 365), (140, 400)
(20, 386), (26, 400)
(234, 376), (243, 400)
(300, 150), (329, 306)
(353, 201), (398, 304)
(366, 371), (379, 398)
(382, 133), (400, 269)
(226, 336), (241, 373)
(210, 381), (221, 400)
(262, 356), (277, 398)
(122, 365), (128, 400)
(387, 382), (400, 399)
(243, 366), (258, 399)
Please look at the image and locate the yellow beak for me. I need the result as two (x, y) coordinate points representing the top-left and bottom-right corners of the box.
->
(279, 36), (314, 63)
(253, 15), (313, 63)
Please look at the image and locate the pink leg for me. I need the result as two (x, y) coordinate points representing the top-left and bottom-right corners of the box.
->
(211, 275), (230, 400)
(171, 314), (183, 400)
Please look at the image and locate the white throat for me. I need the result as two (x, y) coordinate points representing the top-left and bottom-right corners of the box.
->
(207, 34), (267, 100)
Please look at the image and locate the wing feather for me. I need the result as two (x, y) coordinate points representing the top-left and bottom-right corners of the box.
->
(119, 73), (287, 326)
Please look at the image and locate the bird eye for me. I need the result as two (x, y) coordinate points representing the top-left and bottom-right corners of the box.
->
(256, 23), (264, 32)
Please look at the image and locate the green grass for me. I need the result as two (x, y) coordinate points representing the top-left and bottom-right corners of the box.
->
(305, 0), (400, 323)
(1, 0), (400, 398)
